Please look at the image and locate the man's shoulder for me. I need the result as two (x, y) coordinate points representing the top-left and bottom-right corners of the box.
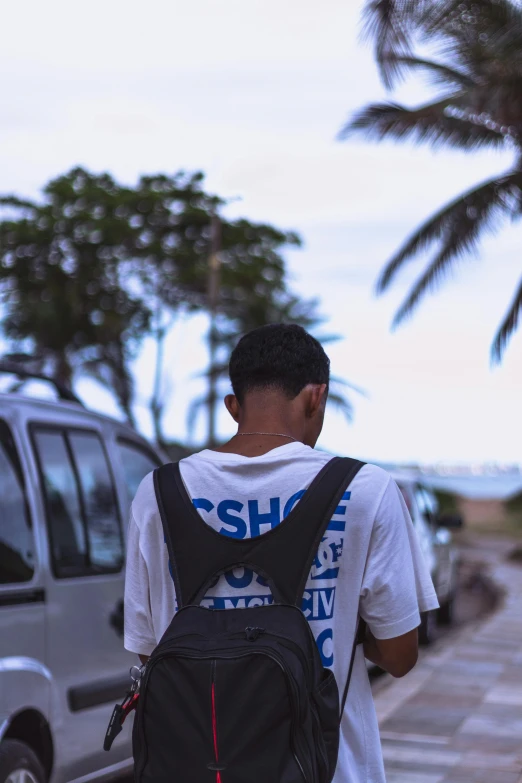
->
(314, 455), (391, 490)
(346, 461), (393, 506)
(357, 461), (392, 486)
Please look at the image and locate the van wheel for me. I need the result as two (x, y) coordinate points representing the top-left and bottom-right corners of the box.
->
(0, 740), (46, 783)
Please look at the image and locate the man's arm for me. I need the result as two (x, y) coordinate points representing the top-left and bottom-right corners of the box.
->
(363, 626), (418, 678)
(139, 654), (149, 666)
(359, 475), (438, 679)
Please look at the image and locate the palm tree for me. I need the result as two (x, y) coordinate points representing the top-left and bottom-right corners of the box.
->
(341, 0), (522, 361)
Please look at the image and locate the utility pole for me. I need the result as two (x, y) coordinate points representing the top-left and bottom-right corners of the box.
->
(206, 211), (221, 448)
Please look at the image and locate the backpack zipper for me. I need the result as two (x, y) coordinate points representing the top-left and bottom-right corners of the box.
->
(228, 628), (312, 692)
(210, 661), (222, 783)
(261, 631), (312, 689)
(310, 702), (329, 779)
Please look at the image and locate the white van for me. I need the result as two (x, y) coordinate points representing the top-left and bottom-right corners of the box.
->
(0, 369), (163, 783)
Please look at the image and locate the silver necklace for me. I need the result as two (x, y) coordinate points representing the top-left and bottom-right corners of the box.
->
(237, 432), (297, 442)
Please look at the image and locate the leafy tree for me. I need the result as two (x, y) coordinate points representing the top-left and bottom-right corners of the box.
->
(1, 167), (358, 443)
(0, 169), (294, 432)
(0, 175), (151, 423)
(342, 0), (522, 361)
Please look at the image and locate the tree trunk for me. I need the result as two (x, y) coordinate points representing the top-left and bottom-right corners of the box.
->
(111, 341), (137, 428)
(150, 324), (167, 448)
(207, 213), (221, 448)
(120, 393), (137, 429)
(54, 353), (73, 389)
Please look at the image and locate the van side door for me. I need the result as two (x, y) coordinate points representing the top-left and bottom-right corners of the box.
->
(31, 424), (135, 782)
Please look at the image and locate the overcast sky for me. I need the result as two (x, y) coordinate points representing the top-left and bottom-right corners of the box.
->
(1, 0), (521, 464)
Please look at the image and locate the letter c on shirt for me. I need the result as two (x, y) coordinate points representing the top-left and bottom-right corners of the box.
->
(316, 628), (334, 667)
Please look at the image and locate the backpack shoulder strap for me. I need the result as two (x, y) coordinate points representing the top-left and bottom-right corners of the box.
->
(253, 456), (365, 607)
(154, 456), (365, 609)
(340, 617), (367, 721)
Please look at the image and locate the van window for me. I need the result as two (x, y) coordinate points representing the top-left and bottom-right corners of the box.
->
(33, 428), (123, 578)
(117, 439), (161, 514)
(69, 432), (124, 571)
(0, 420), (34, 583)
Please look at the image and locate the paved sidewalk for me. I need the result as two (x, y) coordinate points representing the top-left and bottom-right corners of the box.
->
(373, 538), (522, 783)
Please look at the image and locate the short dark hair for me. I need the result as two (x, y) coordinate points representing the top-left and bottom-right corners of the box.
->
(229, 324), (330, 403)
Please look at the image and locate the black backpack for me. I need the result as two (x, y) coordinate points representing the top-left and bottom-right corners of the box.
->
(133, 456), (365, 783)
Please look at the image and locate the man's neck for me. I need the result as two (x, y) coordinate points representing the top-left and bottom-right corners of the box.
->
(213, 421), (304, 457)
(213, 389), (313, 456)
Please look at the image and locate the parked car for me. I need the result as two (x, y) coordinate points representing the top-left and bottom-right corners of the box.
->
(392, 471), (462, 644)
(0, 365), (164, 783)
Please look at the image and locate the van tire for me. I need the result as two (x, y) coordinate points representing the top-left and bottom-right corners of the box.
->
(0, 739), (46, 783)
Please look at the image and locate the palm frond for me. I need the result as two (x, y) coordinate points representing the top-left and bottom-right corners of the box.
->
(326, 390), (353, 422)
(377, 169), (522, 294)
(313, 332), (342, 345)
(491, 276), (522, 364)
(422, 0), (522, 41)
(330, 374), (368, 398)
(340, 97), (506, 150)
(354, 0), (522, 361)
(362, 1), (411, 53)
(380, 55), (477, 88)
(362, 0), (424, 88)
(326, 376), (367, 422)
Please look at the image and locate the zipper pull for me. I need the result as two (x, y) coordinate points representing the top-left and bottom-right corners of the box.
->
(245, 627), (265, 642)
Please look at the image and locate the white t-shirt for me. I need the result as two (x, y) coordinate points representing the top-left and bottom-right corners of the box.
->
(125, 442), (438, 783)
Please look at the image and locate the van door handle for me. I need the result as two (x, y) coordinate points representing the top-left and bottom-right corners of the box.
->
(110, 599), (124, 637)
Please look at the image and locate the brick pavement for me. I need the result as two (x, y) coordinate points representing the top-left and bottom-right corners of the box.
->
(373, 538), (522, 783)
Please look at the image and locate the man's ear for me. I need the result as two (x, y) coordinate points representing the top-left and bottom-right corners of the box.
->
(224, 394), (241, 423)
(306, 384), (328, 418)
